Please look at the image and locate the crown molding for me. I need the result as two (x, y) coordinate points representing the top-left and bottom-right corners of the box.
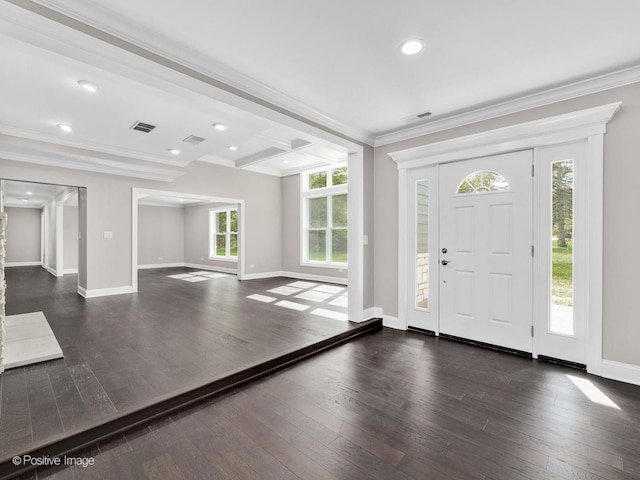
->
(0, 143), (184, 182)
(17, 0), (374, 146)
(0, 125), (192, 168)
(388, 102), (621, 168)
(376, 65), (640, 147)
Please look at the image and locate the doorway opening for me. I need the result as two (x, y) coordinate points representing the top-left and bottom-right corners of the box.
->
(0, 179), (87, 294)
(131, 188), (245, 291)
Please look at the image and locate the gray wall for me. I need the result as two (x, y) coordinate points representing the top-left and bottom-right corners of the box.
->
(281, 174), (348, 280)
(373, 81), (640, 367)
(137, 205), (185, 266)
(0, 159), (281, 289)
(184, 203), (238, 271)
(4, 207), (41, 264)
(63, 205), (78, 271)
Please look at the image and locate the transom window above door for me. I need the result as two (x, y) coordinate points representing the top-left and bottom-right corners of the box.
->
(456, 170), (510, 195)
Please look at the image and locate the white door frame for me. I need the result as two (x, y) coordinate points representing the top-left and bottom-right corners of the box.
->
(390, 102), (620, 375)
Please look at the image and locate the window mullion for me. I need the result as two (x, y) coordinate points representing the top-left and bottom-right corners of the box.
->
(228, 211), (231, 257)
(327, 194), (333, 264)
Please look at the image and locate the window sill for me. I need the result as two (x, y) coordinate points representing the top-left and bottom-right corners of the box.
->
(208, 257), (238, 263)
(300, 262), (348, 270)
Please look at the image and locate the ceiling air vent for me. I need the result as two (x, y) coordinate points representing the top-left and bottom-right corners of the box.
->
(130, 121), (157, 133)
(183, 135), (206, 145)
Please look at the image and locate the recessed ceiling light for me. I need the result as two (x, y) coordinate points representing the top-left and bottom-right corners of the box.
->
(26, 191), (32, 195)
(213, 123), (227, 131)
(57, 123), (72, 133)
(400, 39), (424, 55)
(77, 80), (99, 93)
(282, 159), (289, 164)
(169, 149), (181, 155)
(21, 198), (29, 202)
(228, 146), (238, 151)
(179, 199), (186, 202)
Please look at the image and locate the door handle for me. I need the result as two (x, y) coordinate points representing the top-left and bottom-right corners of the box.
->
(441, 260), (452, 266)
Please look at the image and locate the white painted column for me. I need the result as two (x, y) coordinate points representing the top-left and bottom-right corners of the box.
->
(0, 211), (7, 374)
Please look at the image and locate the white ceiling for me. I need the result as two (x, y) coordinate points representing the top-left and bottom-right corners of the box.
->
(1, 0), (639, 180)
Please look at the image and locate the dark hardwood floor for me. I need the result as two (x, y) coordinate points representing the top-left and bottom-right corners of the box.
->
(0, 267), (355, 462)
(20, 328), (640, 480)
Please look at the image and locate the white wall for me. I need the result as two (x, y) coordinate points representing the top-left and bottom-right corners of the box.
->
(4, 207), (41, 265)
(137, 205), (185, 266)
(373, 81), (640, 368)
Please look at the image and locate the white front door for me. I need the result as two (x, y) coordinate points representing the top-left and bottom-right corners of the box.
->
(439, 151), (533, 352)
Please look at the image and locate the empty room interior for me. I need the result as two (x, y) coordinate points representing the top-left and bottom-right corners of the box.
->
(1, 1), (640, 479)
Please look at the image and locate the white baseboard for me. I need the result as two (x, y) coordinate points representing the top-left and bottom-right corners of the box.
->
(243, 270), (284, 281)
(184, 263), (237, 274)
(45, 266), (61, 277)
(362, 307), (382, 321)
(4, 261), (41, 267)
(80, 285), (136, 299)
(138, 262), (185, 270)
(137, 262), (238, 274)
(598, 359), (640, 387)
(383, 314), (405, 330)
(63, 268), (78, 274)
(281, 270), (348, 285)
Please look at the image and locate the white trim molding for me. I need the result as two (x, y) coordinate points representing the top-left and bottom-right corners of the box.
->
(599, 360), (640, 387)
(4, 261), (41, 267)
(63, 268), (78, 274)
(388, 103), (622, 168)
(183, 263), (237, 275)
(389, 102), (621, 378)
(281, 270), (348, 286)
(137, 263), (185, 270)
(383, 315), (404, 330)
(362, 307), (382, 321)
(79, 285), (136, 299)
(240, 270), (348, 285)
(376, 66), (639, 146)
(45, 266), (60, 277)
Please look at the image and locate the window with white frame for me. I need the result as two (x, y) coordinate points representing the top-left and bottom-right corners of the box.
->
(302, 165), (348, 266)
(209, 207), (238, 260)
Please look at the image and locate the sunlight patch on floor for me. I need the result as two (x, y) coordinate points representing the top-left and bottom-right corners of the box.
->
(246, 294), (277, 303)
(567, 375), (620, 410)
(275, 300), (310, 311)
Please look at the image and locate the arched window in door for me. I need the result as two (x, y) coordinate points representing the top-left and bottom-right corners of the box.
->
(456, 170), (510, 195)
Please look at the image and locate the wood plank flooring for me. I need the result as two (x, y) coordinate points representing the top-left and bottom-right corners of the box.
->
(21, 328), (640, 480)
(0, 267), (354, 462)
